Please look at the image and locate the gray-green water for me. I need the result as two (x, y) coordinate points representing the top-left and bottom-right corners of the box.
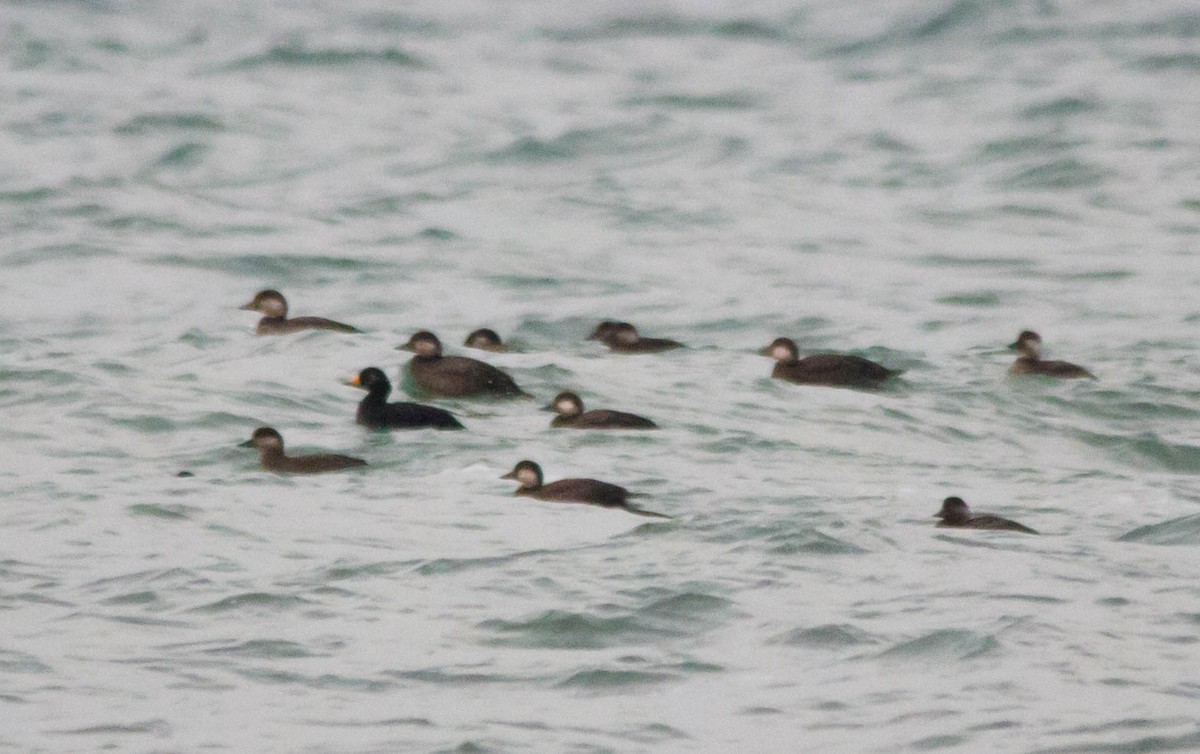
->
(4, 1), (1200, 751)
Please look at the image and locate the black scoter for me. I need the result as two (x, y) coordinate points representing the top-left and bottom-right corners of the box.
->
(760, 337), (899, 388)
(501, 460), (669, 518)
(240, 427), (367, 474)
(240, 289), (361, 335)
(463, 328), (509, 352)
(398, 330), (530, 398)
(934, 496), (1037, 534)
(586, 321), (684, 353)
(543, 391), (657, 430)
(347, 367), (464, 430)
(1008, 330), (1095, 379)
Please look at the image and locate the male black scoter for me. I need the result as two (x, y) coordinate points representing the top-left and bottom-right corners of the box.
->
(463, 328), (509, 352)
(760, 337), (899, 388)
(239, 289), (361, 335)
(934, 496), (1037, 534)
(347, 367), (464, 430)
(543, 391), (657, 430)
(398, 330), (530, 398)
(239, 427), (367, 474)
(1008, 330), (1095, 379)
(501, 460), (670, 518)
(586, 321), (684, 353)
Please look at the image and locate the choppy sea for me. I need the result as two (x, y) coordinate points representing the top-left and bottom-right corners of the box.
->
(4, 0), (1200, 751)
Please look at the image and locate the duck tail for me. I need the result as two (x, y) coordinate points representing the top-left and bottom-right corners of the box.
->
(627, 507), (672, 520)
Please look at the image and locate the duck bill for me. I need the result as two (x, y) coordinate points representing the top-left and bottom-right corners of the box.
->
(238, 439), (256, 448)
(757, 346), (774, 357)
(539, 403), (556, 412)
(396, 343), (415, 352)
(345, 375), (363, 389)
(500, 471), (517, 480)
(239, 302), (257, 311)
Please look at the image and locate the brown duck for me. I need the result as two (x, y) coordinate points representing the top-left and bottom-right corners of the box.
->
(935, 496), (1037, 534)
(543, 391), (657, 430)
(587, 321), (684, 354)
(501, 460), (669, 519)
(1008, 331), (1095, 379)
(398, 330), (530, 399)
(240, 427), (367, 474)
(760, 337), (899, 388)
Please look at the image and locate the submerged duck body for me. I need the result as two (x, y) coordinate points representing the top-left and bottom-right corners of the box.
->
(934, 496), (1037, 534)
(501, 460), (670, 519)
(761, 337), (899, 388)
(239, 289), (361, 335)
(544, 391), (657, 430)
(239, 427), (367, 474)
(399, 330), (530, 398)
(463, 328), (509, 352)
(348, 367), (464, 430)
(1008, 330), (1095, 379)
(587, 321), (684, 354)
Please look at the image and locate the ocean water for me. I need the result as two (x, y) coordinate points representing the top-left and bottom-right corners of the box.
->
(3, 0), (1200, 750)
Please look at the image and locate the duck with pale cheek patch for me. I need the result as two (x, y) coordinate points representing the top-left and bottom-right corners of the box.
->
(398, 330), (530, 399)
(239, 289), (361, 335)
(586, 321), (684, 353)
(463, 328), (509, 352)
(934, 496), (1037, 534)
(239, 427), (367, 474)
(1008, 330), (1095, 379)
(501, 460), (670, 519)
(760, 337), (900, 388)
(543, 391), (658, 430)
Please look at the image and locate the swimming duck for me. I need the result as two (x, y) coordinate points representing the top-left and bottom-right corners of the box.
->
(398, 330), (530, 398)
(934, 496), (1037, 534)
(239, 289), (361, 335)
(1008, 331), (1095, 379)
(501, 460), (670, 518)
(239, 427), (367, 474)
(543, 391), (658, 430)
(587, 321), (684, 353)
(463, 328), (509, 352)
(760, 337), (899, 388)
(347, 367), (464, 430)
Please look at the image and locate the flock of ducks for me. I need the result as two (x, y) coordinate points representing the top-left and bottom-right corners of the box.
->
(237, 289), (1098, 531)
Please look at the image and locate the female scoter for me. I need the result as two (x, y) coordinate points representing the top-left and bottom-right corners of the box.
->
(586, 321), (684, 353)
(1008, 330), (1095, 379)
(347, 367), (464, 430)
(239, 289), (361, 335)
(239, 427), (367, 474)
(463, 328), (509, 352)
(934, 496), (1037, 534)
(501, 460), (670, 518)
(398, 330), (530, 398)
(760, 337), (899, 388)
(543, 391), (658, 430)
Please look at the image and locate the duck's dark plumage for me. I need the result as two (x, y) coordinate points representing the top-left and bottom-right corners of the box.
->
(760, 337), (899, 387)
(348, 368), (464, 430)
(587, 321), (684, 354)
(501, 460), (670, 519)
(1008, 330), (1095, 379)
(239, 427), (367, 474)
(463, 328), (509, 352)
(399, 330), (530, 398)
(544, 391), (657, 430)
(934, 496), (1037, 534)
(240, 289), (361, 335)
